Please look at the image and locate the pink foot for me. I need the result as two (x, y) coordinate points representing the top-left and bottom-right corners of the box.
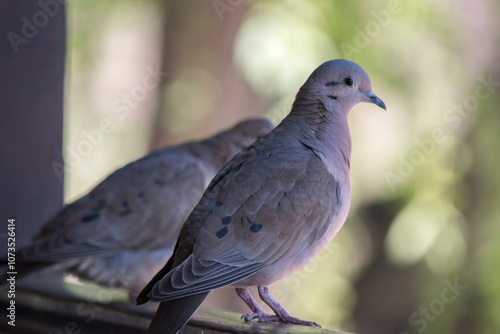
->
(236, 287), (277, 322)
(234, 287), (321, 327)
(257, 286), (321, 328)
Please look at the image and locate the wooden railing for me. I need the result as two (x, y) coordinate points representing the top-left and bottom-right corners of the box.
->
(0, 287), (351, 334)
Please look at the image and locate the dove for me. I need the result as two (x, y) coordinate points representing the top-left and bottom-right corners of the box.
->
(3, 118), (273, 294)
(136, 59), (386, 333)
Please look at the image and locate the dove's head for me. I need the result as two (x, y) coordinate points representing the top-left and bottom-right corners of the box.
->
(301, 59), (386, 114)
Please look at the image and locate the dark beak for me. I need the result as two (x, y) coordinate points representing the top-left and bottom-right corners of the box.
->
(365, 92), (386, 110)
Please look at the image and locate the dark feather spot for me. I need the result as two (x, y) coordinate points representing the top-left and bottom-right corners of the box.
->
(221, 216), (231, 225)
(325, 81), (339, 87)
(119, 200), (132, 217)
(327, 95), (338, 100)
(216, 227), (228, 239)
(336, 182), (342, 208)
(82, 213), (99, 223)
(246, 217), (262, 233)
(137, 191), (148, 204)
(249, 223), (262, 233)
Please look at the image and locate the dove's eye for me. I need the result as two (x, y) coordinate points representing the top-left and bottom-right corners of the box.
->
(343, 77), (354, 87)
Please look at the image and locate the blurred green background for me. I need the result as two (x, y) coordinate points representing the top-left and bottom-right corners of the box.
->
(63, 0), (500, 333)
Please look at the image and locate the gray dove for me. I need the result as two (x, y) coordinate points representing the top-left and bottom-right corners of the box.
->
(4, 119), (273, 293)
(136, 59), (386, 333)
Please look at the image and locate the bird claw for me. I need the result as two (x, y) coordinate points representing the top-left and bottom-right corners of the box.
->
(241, 312), (281, 322)
(241, 313), (321, 327)
(277, 314), (321, 328)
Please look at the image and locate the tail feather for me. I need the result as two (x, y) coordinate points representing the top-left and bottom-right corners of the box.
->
(136, 256), (174, 305)
(146, 292), (209, 334)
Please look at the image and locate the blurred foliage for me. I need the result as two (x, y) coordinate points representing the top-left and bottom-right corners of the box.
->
(64, 0), (499, 333)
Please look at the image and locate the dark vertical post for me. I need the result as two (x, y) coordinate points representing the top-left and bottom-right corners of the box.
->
(0, 0), (66, 254)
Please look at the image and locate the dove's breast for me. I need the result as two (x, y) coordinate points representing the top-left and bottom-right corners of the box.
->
(235, 167), (351, 287)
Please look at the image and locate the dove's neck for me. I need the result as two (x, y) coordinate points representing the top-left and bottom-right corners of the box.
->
(285, 96), (352, 175)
